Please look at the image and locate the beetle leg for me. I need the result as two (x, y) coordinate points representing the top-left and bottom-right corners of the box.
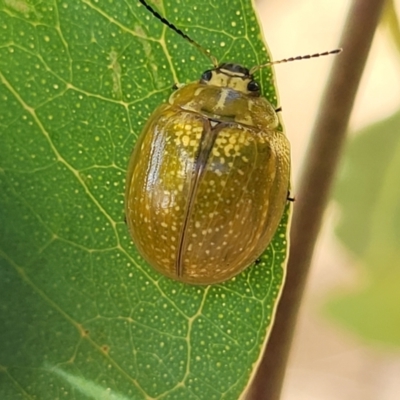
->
(172, 82), (185, 91)
(275, 106), (282, 113)
(287, 191), (295, 202)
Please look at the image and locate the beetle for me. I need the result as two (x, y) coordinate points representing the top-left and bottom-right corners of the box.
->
(125, 0), (340, 284)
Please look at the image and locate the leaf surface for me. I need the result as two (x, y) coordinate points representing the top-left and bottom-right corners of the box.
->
(0, 0), (290, 398)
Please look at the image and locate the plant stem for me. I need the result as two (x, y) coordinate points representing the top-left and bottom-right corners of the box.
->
(247, 0), (386, 399)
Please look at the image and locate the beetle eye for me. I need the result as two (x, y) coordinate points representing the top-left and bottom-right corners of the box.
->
(201, 70), (213, 82)
(247, 80), (260, 92)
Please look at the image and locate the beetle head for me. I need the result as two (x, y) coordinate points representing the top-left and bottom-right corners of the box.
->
(200, 63), (261, 97)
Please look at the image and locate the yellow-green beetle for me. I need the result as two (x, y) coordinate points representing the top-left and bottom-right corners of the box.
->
(125, 0), (340, 284)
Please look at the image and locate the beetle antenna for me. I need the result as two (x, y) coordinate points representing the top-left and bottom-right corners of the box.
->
(139, 0), (218, 67)
(250, 48), (342, 75)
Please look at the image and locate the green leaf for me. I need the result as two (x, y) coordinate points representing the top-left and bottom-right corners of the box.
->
(382, 0), (400, 56)
(0, 0), (290, 398)
(325, 110), (400, 347)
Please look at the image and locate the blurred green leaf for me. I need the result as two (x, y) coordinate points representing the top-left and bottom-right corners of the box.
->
(0, 0), (289, 398)
(326, 110), (400, 347)
(382, 0), (400, 55)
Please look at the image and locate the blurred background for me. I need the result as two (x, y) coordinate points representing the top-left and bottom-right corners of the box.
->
(256, 0), (400, 399)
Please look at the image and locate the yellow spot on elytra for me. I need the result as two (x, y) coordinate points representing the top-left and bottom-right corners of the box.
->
(182, 136), (189, 146)
(224, 144), (233, 156)
(213, 148), (221, 157)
